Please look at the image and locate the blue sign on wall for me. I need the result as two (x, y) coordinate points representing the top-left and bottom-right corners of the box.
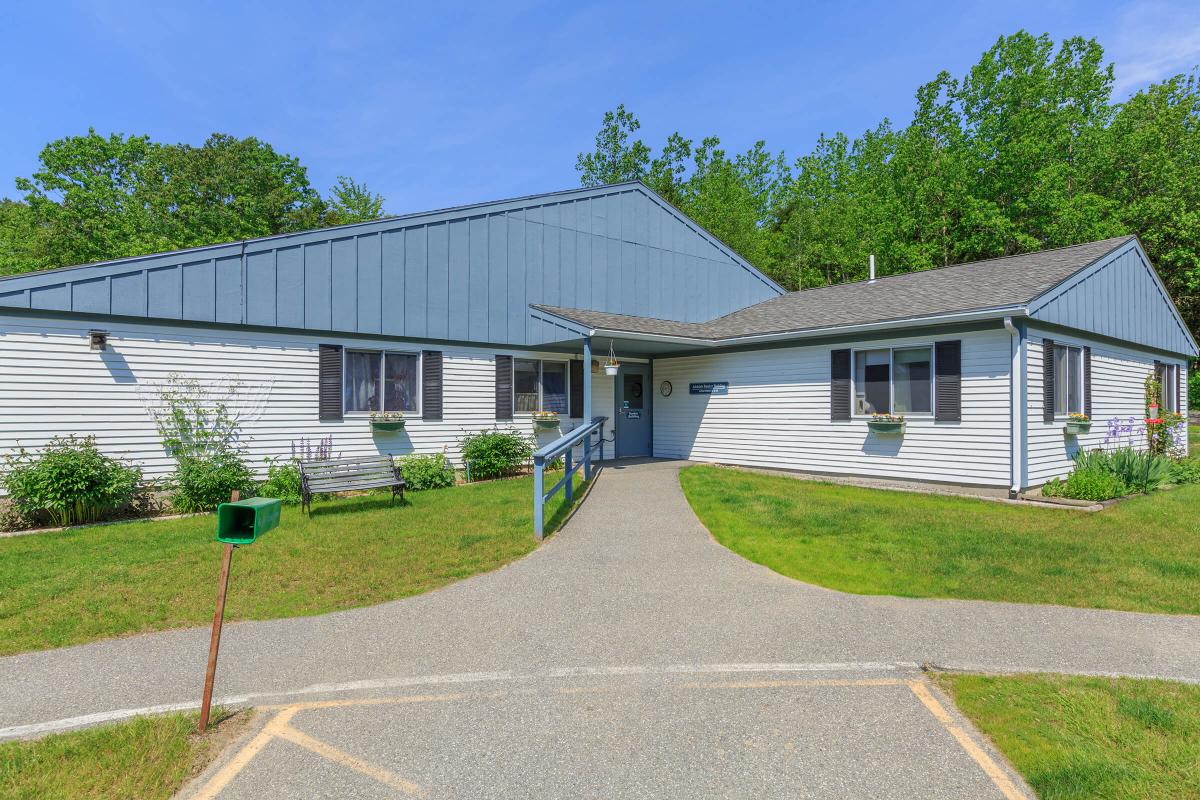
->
(689, 382), (729, 395)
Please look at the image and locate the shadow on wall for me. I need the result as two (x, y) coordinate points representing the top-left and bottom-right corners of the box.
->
(100, 348), (136, 384)
(368, 427), (415, 457)
(859, 431), (903, 458)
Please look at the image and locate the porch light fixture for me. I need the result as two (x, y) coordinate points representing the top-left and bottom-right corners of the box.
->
(88, 330), (109, 351)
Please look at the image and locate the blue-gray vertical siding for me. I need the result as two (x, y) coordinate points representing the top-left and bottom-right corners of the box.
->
(0, 184), (783, 347)
(1028, 241), (1196, 357)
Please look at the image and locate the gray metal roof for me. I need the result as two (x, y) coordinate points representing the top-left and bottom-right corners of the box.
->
(536, 236), (1136, 337)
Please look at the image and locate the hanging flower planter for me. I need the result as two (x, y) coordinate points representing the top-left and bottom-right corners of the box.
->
(532, 411), (560, 431)
(603, 340), (620, 376)
(866, 413), (905, 435)
(1064, 413), (1090, 436)
(369, 411), (405, 432)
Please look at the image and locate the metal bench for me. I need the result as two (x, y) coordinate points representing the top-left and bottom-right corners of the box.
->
(298, 455), (406, 514)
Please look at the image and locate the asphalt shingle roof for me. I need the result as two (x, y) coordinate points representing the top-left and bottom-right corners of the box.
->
(534, 236), (1135, 341)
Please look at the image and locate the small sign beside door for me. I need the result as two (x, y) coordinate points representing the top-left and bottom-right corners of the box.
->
(689, 382), (729, 395)
(626, 409), (641, 420)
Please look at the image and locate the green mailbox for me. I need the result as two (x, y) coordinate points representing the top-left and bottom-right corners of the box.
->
(215, 497), (282, 544)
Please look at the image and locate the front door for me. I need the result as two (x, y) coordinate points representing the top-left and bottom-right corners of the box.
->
(615, 363), (652, 457)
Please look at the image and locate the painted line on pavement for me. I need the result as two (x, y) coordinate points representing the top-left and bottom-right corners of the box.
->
(907, 679), (1029, 800)
(0, 661), (916, 741)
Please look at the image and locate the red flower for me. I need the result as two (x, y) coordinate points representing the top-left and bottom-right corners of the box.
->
(1145, 418), (1164, 425)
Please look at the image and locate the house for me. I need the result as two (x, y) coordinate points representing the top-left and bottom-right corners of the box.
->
(0, 181), (1194, 496)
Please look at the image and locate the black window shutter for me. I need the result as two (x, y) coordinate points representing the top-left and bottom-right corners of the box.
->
(495, 355), (513, 420)
(830, 349), (851, 421)
(1042, 338), (1055, 423)
(934, 340), (962, 422)
(1083, 346), (1092, 418)
(569, 359), (584, 418)
(318, 344), (343, 422)
(422, 351), (443, 421)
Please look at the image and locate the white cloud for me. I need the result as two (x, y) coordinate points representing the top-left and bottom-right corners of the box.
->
(1111, 0), (1200, 96)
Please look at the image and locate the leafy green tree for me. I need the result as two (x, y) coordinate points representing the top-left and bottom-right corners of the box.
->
(576, 104), (651, 186)
(0, 200), (48, 276)
(325, 175), (386, 225)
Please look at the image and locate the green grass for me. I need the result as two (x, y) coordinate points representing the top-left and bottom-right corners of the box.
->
(0, 710), (248, 800)
(679, 465), (1200, 614)
(937, 673), (1200, 799)
(0, 474), (583, 656)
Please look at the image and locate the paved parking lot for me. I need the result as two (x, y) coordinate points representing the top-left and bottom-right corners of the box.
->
(186, 669), (1026, 799)
(4, 459), (1198, 797)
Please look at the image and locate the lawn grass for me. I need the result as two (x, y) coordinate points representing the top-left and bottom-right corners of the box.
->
(679, 465), (1200, 614)
(0, 474), (583, 656)
(0, 709), (250, 800)
(937, 673), (1200, 799)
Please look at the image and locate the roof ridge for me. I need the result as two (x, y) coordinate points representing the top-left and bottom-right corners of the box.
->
(775, 235), (1136, 298)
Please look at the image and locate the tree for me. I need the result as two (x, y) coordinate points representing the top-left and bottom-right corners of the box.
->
(575, 104), (651, 186)
(325, 176), (386, 225)
(0, 130), (381, 274)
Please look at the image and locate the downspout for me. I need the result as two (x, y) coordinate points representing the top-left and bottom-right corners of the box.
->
(1004, 316), (1023, 498)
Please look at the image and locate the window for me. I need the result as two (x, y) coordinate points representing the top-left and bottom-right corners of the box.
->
(1162, 364), (1179, 413)
(853, 346), (933, 415)
(514, 359), (570, 414)
(343, 350), (418, 413)
(1053, 345), (1084, 416)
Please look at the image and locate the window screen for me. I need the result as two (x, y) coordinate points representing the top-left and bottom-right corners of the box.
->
(893, 347), (932, 414)
(541, 362), (568, 414)
(514, 359), (539, 413)
(344, 350), (380, 413)
(384, 353), (418, 412)
(855, 349), (891, 414)
(1053, 345), (1083, 415)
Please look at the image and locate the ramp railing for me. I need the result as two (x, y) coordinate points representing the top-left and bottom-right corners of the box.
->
(532, 416), (607, 539)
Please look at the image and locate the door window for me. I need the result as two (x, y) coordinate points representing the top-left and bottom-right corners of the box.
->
(623, 374), (644, 410)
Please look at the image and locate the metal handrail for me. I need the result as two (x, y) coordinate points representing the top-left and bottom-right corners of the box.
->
(532, 416), (607, 539)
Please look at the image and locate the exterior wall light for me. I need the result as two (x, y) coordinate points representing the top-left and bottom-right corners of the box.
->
(89, 330), (109, 351)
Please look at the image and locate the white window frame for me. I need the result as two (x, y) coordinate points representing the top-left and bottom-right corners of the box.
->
(1162, 363), (1179, 413)
(1052, 344), (1085, 418)
(851, 344), (936, 417)
(513, 358), (572, 416)
(342, 348), (422, 416)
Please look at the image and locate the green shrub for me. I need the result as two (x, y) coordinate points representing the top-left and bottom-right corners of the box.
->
(399, 453), (456, 490)
(170, 453), (256, 512)
(1060, 468), (1127, 501)
(258, 458), (303, 504)
(1189, 367), (1199, 410)
(1040, 477), (1064, 497)
(1, 435), (142, 527)
(459, 428), (534, 481)
(1072, 447), (1171, 494)
(1169, 458), (1200, 485)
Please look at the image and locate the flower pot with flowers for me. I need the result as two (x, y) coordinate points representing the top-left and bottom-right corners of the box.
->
(603, 341), (620, 376)
(369, 411), (406, 432)
(1064, 412), (1091, 436)
(866, 412), (905, 435)
(531, 411), (560, 431)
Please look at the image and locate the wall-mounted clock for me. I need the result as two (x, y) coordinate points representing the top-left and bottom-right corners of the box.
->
(660, 380), (673, 397)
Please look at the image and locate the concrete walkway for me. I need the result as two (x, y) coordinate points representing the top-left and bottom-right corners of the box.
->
(4, 459), (1199, 797)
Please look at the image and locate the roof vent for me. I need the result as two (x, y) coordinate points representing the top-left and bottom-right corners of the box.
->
(869, 254), (876, 283)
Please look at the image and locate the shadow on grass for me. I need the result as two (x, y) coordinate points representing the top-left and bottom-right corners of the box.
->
(307, 495), (412, 516)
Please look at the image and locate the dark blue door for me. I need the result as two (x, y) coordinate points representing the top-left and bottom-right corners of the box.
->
(615, 364), (651, 457)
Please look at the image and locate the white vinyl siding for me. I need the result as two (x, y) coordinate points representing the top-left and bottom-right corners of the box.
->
(1025, 327), (1188, 484)
(652, 329), (1013, 487)
(0, 313), (617, 490)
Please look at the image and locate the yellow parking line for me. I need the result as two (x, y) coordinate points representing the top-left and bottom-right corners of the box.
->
(907, 680), (1028, 800)
(260, 692), (466, 711)
(276, 722), (425, 797)
(191, 707), (300, 800)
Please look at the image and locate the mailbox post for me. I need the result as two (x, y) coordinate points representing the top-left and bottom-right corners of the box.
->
(198, 491), (282, 732)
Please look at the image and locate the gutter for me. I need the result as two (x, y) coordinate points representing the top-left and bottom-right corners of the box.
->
(1003, 316), (1024, 498)
(570, 305), (1030, 349)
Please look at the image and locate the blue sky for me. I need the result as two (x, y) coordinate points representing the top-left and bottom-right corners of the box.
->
(3, 1), (1199, 215)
